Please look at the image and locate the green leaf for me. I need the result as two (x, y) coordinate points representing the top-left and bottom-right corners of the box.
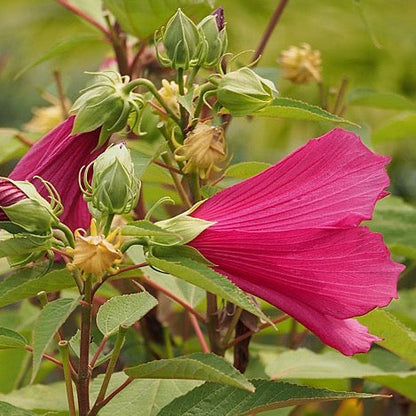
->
(0, 382), (67, 412)
(368, 374), (416, 401)
(90, 372), (202, 416)
(0, 401), (35, 416)
(254, 97), (356, 125)
(347, 88), (416, 110)
(368, 195), (416, 258)
(358, 309), (416, 366)
(0, 327), (27, 350)
(32, 297), (80, 382)
(0, 129), (29, 165)
(121, 220), (179, 238)
(265, 348), (416, 380)
(96, 292), (158, 336)
(0, 235), (51, 258)
(225, 162), (271, 180)
(15, 34), (104, 79)
(158, 380), (380, 416)
(372, 113), (416, 144)
(147, 255), (270, 323)
(102, 0), (213, 39)
(0, 267), (76, 308)
(125, 353), (255, 392)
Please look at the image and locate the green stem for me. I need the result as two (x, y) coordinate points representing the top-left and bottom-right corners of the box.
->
(177, 68), (188, 130)
(186, 65), (200, 88)
(103, 213), (115, 236)
(187, 173), (201, 204)
(124, 79), (181, 126)
(163, 325), (174, 358)
(221, 307), (243, 348)
(78, 274), (92, 415)
(59, 341), (77, 416)
(55, 223), (75, 248)
(94, 325), (128, 405)
(192, 83), (216, 123)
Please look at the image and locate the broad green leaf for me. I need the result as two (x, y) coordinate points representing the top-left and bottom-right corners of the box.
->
(68, 330), (111, 367)
(0, 349), (29, 394)
(121, 220), (179, 238)
(96, 292), (158, 336)
(372, 113), (416, 144)
(125, 353), (255, 392)
(103, 0), (213, 39)
(0, 327), (27, 350)
(15, 35), (105, 79)
(368, 195), (416, 258)
(0, 382), (67, 412)
(265, 348), (416, 380)
(358, 309), (416, 366)
(225, 162), (271, 180)
(32, 297), (80, 382)
(0, 267), (76, 307)
(347, 88), (416, 110)
(0, 401), (35, 416)
(158, 380), (380, 416)
(254, 97), (355, 125)
(90, 372), (202, 416)
(0, 235), (51, 258)
(147, 255), (270, 323)
(0, 129), (28, 164)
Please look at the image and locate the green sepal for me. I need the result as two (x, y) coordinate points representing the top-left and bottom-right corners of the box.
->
(198, 15), (227, 68)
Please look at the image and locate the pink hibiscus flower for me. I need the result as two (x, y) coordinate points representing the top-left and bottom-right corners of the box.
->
(188, 128), (404, 356)
(9, 116), (106, 231)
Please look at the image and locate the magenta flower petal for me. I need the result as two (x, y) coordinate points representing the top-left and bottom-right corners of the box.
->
(9, 116), (106, 231)
(187, 128), (404, 355)
(191, 128), (390, 231)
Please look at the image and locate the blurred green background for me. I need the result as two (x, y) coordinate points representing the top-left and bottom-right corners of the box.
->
(1, 0), (416, 199)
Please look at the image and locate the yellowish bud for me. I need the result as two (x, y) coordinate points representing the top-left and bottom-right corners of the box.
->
(174, 122), (226, 179)
(68, 221), (123, 278)
(156, 79), (185, 118)
(279, 43), (322, 84)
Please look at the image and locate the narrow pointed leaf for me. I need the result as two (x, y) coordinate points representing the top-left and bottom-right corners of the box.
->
(125, 353), (255, 392)
(0, 327), (27, 350)
(254, 97), (356, 125)
(32, 297), (80, 382)
(158, 380), (380, 416)
(147, 255), (270, 323)
(0, 401), (35, 416)
(0, 267), (76, 308)
(96, 292), (158, 336)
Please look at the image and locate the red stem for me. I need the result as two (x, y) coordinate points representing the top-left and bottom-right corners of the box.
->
(89, 335), (109, 368)
(25, 345), (63, 367)
(188, 312), (210, 353)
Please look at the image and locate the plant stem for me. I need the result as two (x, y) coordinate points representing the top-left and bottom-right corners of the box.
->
(55, 223), (75, 248)
(177, 67), (188, 130)
(59, 341), (77, 416)
(55, 0), (110, 38)
(24, 345), (63, 367)
(103, 213), (115, 236)
(188, 312), (210, 353)
(251, 0), (290, 64)
(332, 76), (349, 115)
(94, 325), (128, 405)
(192, 83), (216, 122)
(153, 159), (182, 174)
(104, 15), (129, 76)
(89, 335), (109, 369)
(15, 133), (34, 147)
(221, 307), (243, 348)
(53, 70), (69, 119)
(206, 292), (224, 355)
(163, 325), (174, 358)
(78, 274), (93, 415)
(187, 173), (201, 204)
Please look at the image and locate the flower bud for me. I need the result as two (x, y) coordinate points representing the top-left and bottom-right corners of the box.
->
(216, 68), (278, 116)
(156, 9), (201, 70)
(279, 43), (322, 84)
(156, 79), (183, 119)
(197, 10), (227, 68)
(0, 177), (59, 234)
(82, 144), (140, 215)
(174, 122), (226, 179)
(71, 71), (144, 148)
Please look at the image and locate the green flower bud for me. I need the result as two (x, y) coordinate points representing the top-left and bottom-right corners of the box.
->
(71, 71), (145, 148)
(0, 177), (59, 235)
(82, 144), (140, 215)
(197, 15), (227, 68)
(216, 68), (278, 116)
(156, 9), (201, 70)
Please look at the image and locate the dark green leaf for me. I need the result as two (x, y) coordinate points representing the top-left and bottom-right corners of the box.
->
(158, 380), (380, 416)
(125, 353), (255, 392)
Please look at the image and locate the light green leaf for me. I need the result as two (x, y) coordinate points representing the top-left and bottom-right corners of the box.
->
(225, 162), (271, 180)
(66, 0), (106, 26)
(0, 129), (29, 165)
(103, 0), (213, 39)
(158, 380), (380, 416)
(147, 255), (270, 323)
(347, 88), (416, 110)
(254, 97), (356, 125)
(368, 195), (416, 258)
(32, 297), (80, 382)
(121, 220), (180, 238)
(0, 267), (76, 308)
(0, 401), (35, 416)
(68, 330), (111, 367)
(368, 374), (416, 401)
(129, 150), (154, 180)
(125, 353), (255, 392)
(0, 382), (67, 412)
(358, 309), (416, 366)
(96, 292), (158, 336)
(372, 113), (416, 144)
(265, 348), (416, 380)
(0, 327), (27, 350)
(0, 235), (51, 259)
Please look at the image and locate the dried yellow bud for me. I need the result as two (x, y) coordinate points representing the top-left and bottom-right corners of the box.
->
(156, 79), (184, 118)
(174, 122), (226, 179)
(279, 43), (322, 84)
(68, 221), (123, 278)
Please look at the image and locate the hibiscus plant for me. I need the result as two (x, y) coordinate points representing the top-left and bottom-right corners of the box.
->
(0, 2), (415, 416)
